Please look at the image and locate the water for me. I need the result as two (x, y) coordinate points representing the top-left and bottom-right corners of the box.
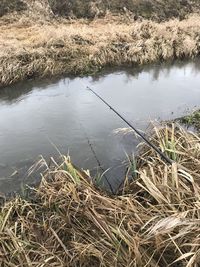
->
(0, 59), (200, 193)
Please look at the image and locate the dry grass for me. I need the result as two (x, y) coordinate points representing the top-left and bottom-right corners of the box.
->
(1, 123), (200, 266)
(1, 0), (200, 20)
(1, 13), (200, 87)
(48, 0), (200, 20)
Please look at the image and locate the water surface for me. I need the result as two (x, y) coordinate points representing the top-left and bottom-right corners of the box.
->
(0, 60), (200, 193)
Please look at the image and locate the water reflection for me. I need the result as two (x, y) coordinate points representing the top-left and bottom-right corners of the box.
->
(1, 58), (200, 105)
(92, 58), (200, 83)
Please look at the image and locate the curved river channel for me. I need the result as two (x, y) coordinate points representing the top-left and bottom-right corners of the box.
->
(0, 59), (200, 193)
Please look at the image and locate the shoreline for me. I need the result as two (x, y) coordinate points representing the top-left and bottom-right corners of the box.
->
(1, 14), (200, 88)
(178, 109), (200, 130)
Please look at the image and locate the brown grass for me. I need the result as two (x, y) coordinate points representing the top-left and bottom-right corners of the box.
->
(1, 123), (200, 266)
(48, 0), (200, 20)
(1, 0), (200, 20)
(1, 13), (200, 88)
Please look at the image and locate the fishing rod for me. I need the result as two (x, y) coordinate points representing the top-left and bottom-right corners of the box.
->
(87, 86), (173, 165)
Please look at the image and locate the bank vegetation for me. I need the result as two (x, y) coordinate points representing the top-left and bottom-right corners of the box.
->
(1, 0), (200, 20)
(0, 0), (200, 87)
(179, 109), (200, 130)
(1, 124), (200, 266)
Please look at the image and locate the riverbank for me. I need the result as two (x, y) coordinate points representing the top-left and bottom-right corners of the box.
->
(1, 13), (200, 87)
(1, 123), (200, 266)
(179, 109), (200, 130)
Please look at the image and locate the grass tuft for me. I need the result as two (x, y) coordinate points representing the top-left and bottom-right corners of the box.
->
(179, 110), (200, 130)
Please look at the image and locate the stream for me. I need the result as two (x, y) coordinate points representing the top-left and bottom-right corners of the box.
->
(0, 59), (200, 193)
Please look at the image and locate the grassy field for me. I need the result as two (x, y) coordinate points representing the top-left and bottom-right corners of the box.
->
(1, 124), (200, 266)
(1, 14), (200, 88)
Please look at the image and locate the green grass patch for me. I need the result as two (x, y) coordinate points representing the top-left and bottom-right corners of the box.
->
(179, 110), (200, 130)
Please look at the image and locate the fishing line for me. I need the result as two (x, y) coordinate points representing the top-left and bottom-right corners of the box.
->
(79, 121), (115, 194)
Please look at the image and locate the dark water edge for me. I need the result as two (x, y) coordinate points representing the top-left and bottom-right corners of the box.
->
(0, 58), (200, 194)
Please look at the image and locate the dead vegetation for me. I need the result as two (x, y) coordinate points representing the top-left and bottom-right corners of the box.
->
(0, 0), (26, 17)
(1, 13), (200, 87)
(0, 0), (200, 87)
(1, 123), (200, 266)
(1, 0), (200, 20)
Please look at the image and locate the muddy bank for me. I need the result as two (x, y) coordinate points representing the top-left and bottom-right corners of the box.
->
(1, 14), (200, 88)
